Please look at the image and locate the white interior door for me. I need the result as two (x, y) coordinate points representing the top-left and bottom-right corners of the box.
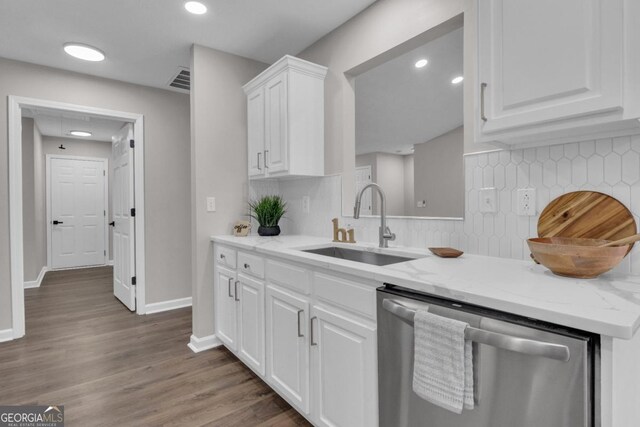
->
(49, 157), (107, 269)
(112, 123), (136, 311)
(355, 165), (372, 215)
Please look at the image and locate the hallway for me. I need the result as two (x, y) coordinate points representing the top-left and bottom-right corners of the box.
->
(0, 267), (308, 426)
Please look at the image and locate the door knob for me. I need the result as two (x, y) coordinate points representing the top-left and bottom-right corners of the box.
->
(52, 220), (63, 225)
(109, 221), (115, 227)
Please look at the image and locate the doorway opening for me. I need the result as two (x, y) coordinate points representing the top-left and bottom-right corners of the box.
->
(8, 96), (147, 339)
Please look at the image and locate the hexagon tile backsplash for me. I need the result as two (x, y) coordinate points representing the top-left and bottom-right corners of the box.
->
(250, 134), (640, 275)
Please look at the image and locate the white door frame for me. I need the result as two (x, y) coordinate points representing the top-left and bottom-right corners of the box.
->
(8, 95), (147, 340)
(45, 154), (110, 269)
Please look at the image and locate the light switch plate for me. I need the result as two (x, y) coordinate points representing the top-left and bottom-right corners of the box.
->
(479, 187), (498, 213)
(517, 188), (536, 216)
(206, 197), (216, 212)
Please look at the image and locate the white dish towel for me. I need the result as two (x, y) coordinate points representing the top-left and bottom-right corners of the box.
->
(412, 308), (474, 414)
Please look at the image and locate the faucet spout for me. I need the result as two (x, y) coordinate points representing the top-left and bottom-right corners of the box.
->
(354, 183), (395, 248)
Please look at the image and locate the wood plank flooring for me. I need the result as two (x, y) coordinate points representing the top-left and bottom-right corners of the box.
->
(0, 266), (310, 426)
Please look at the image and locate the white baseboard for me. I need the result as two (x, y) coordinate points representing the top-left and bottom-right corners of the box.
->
(188, 334), (222, 353)
(0, 329), (15, 343)
(24, 266), (49, 289)
(145, 296), (192, 314)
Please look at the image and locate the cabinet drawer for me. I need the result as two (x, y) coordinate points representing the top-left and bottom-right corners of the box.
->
(215, 245), (237, 269)
(266, 260), (311, 295)
(238, 251), (265, 279)
(313, 273), (376, 319)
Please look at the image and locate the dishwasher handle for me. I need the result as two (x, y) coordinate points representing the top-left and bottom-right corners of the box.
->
(382, 299), (571, 362)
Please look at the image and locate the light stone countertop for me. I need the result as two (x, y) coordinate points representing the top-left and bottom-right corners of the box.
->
(211, 234), (640, 339)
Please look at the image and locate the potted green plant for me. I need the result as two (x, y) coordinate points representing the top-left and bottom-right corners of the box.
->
(249, 195), (287, 236)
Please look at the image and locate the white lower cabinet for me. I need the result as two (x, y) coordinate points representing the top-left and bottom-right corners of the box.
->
(311, 306), (377, 427)
(214, 266), (238, 351)
(237, 273), (266, 376)
(266, 285), (310, 413)
(213, 245), (378, 426)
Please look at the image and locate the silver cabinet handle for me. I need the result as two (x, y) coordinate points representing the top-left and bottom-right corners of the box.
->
(297, 310), (304, 337)
(480, 82), (488, 122)
(310, 316), (318, 346)
(244, 263), (250, 269)
(227, 277), (233, 298)
(257, 152), (262, 170)
(220, 253), (226, 259)
(234, 281), (240, 302)
(264, 150), (269, 168)
(382, 299), (570, 362)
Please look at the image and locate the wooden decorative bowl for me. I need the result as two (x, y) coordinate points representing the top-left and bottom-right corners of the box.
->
(527, 237), (629, 279)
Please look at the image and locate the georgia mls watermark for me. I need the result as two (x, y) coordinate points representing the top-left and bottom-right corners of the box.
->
(0, 406), (64, 427)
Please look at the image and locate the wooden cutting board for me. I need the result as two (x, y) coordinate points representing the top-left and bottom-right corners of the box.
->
(538, 191), (637, 254)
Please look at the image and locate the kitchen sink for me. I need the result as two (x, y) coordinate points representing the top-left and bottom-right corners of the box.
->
(301, 246), (417, 266)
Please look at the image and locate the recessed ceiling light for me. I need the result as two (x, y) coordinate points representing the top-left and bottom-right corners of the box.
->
(185, 1), (207, 14)
(415, 59), (428, 69)
(63, 43), (105, 62)
(69, 130), (92, 137)
(452, 76), (464, 84)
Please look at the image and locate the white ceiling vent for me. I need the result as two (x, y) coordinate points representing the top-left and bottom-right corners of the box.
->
(168, 67), (190, 92)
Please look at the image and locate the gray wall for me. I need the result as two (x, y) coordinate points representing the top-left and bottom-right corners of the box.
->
(21, 118), (41, 282)
(376, 153), (406, 216)
(0, 57), (191, 331)
(356, 152), (407, 215)
(33, 121), (45, 281)
(190, 45), (266, 339)
(403, 155), (414, 215)
(413, 126), (464, 217)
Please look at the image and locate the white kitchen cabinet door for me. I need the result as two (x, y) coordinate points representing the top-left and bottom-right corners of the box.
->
(237, 273), (266, 376)
(247, 87), (265, 177)
(311, 306), (377, 427)
(477, 0), (623, 137)
(215, 266), (238, 351)
(266, 285), (310, 413)
(264, 73), (288, 174)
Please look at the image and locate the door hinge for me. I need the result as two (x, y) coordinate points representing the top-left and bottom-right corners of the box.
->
(130, 139), (135, 148)
(104, 210), (106, 216)
(131, 276), (137, 286)
(130, 208), (136, 217)
(103, 170), (106, 176)
(104, 250), (106, 256)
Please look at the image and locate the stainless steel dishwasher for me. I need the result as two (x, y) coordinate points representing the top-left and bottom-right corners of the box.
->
(377, 285), (599, 427)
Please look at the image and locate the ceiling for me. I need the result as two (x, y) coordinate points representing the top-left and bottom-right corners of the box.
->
(23, 107), (127, 142)
(0, 0), (376, 91)
(355, 27), (464, 156)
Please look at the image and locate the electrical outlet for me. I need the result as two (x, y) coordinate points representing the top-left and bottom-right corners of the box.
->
(206, 197), (216, 212)
(479, 187), (498, 213)
(517, 188), (536, 216)
(416, 200), (426, 208)
(302, 196), (310, 214)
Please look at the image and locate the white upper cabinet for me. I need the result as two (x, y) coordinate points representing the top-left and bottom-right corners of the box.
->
(476, 0), (640, 146)
(247, 87), (265, 177)
(244, 55), (327, 179)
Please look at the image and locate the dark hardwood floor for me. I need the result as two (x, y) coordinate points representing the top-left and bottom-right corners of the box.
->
(0, 266), (310, 426)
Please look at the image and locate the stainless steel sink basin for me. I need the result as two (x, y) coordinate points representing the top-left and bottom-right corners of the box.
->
(302, 246), (416, 266)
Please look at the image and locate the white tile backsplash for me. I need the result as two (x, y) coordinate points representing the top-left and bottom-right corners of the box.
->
(250, 134), (640, 274)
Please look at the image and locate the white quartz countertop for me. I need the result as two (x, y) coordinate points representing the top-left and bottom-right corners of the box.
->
(211, 234), (640, 339)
